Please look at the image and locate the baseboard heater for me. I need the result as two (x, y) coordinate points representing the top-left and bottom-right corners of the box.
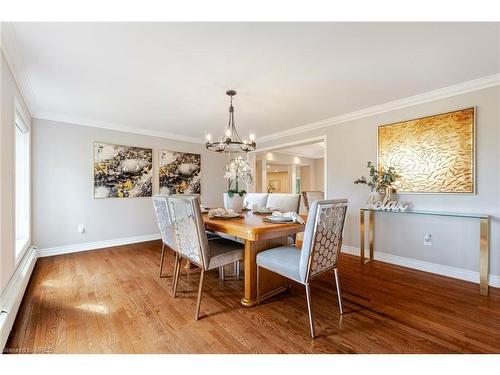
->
(0, 246), (38, 352)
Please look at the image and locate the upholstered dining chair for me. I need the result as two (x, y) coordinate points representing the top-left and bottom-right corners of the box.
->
(244, 193), (269, 210)
(153, 195), (220, 280)
(152, 195), (178, 278)
(302, 191), (324, 211)
(167, 194), (244, 320)
(267, 193), (300, 213)
(256, 199), (348, 338)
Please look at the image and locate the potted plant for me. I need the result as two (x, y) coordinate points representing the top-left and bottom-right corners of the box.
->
(354, 161), (400, 203)
(223, 156), (254, 213)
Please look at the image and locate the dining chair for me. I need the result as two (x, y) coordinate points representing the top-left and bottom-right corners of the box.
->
(244, 193), (269, 210)
(267, 193), (300, 213)
(301, 191), (325, 212)
(167, 194), (244, 320)
(152, 195), (178, 278)
(153, 195), (221, 280)
(267, 193), (301, 245)
(256, 199), (348, 338)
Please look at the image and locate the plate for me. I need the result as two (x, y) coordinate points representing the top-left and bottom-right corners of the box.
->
(265, 215), (293, 222)
(213, 213), (241, 220)
(254, 209), (274, 214)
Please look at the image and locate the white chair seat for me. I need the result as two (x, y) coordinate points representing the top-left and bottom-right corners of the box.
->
(256, 246), (303, 283)
(208, 238), (244, 270)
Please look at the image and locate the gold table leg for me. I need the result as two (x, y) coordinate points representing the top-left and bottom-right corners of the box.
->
(369, 210), (375, 262)
(360, 209), (374, 264)
(359, 209), (365, 264)
(479, 218), (489, 296)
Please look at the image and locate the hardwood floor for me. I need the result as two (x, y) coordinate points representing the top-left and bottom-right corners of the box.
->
(5, 240), (500, 353)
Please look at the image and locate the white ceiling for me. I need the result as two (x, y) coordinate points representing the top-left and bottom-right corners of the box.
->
(275, 142), (325, 159)
(4, 22), (500, 142)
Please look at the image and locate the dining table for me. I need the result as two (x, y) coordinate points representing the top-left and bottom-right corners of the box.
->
(202, 210), (307, 307)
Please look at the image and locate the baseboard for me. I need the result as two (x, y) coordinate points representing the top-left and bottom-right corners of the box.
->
(0, 246), (38, 352)
(37, 233), (161, 258)
(341, 245), (500, 288)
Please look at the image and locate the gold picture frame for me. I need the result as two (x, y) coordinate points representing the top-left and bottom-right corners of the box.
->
(377, 107), (475, 194)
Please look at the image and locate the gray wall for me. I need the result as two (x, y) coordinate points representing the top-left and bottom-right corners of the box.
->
(0, 51), (31, 294)
(32, 118), (227, 250)
(259, 86), (500, 277)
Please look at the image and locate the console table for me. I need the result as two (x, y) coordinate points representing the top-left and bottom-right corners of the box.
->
(359, 208), (490, 295)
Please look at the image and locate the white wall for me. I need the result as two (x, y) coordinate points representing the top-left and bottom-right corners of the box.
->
(314, 158), (324, 191)
(32, 118), (227, 250)
(259, 86), (500, 280)
(0, 51), (31, 294)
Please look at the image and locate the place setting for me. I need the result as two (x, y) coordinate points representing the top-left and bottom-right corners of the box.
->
(263, 211), (305, 224)
(207, 207), (242, 220)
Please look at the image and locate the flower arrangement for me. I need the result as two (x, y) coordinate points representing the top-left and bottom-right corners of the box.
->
(224, 156), (254, 197)
(354, 161), (400, 192)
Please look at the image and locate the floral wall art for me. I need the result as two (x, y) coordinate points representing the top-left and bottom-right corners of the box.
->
(159, 150), (201, 195)
(93, 142), (153, 198)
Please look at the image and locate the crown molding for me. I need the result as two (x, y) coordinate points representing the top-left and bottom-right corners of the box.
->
(258, 73), (500, 143)
(34, 112), (204, 144)
(1, 22), (37, 115)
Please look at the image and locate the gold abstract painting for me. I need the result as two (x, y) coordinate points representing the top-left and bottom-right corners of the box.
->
(378, 107), (475, 193)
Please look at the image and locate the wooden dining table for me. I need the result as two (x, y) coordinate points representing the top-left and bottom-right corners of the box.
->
(203, 211), (306, 307)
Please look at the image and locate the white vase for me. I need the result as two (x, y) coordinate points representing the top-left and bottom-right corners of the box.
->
(223, 193), (246, 213)
(367, 191), (382, 206)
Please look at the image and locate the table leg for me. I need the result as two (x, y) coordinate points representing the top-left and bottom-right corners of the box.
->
(360, 209), (365, 264)
(480, 218), (489, 296)
(369, 210), (375, 262)
(241, 237), (290, 307)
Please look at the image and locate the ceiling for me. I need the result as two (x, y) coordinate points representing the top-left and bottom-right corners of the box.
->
(275, 142), (325, 159)
(3, 22), (500, 142)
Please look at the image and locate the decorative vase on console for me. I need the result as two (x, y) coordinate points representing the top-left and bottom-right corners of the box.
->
(354, 161), (400, 207)
(223, 156), (254, 214)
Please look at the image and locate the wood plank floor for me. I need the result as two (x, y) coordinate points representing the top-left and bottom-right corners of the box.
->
(5, 240), (500, 353)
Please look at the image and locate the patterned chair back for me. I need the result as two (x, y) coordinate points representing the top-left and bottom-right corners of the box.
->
(167, 195), (210, 270)
(152, 195), (177, 251)
(299, 199), (348, 282)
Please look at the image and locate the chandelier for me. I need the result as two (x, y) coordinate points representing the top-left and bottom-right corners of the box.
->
(205, 90), (256, 153)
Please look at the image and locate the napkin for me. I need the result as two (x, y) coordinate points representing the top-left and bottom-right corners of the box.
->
(208, 208), (235, 218)
(270, 211), (305, 224)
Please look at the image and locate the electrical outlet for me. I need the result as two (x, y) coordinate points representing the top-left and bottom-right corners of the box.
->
(423, 233), (432, 246)
(78, 224), (85, 234)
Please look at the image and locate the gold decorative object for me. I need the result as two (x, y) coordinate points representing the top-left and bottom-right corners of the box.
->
(378, 107), (475, 193)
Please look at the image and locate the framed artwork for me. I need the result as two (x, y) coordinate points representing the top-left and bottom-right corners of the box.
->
(269, 179), (282, 193)
(159, 150), (201, 195)
(378, 107), (475, 194)
(94, 142), (152, 198)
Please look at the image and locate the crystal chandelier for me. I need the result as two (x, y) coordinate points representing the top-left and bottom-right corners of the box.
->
(205, 90), (256, 153)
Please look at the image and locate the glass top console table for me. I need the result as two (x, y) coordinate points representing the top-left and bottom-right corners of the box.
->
(359, 208), (490, 295)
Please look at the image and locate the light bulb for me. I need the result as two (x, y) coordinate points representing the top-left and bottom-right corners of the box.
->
(206, 133), (212, 142)
(249, 133), (256, 141)
(225, 129), (231, 138)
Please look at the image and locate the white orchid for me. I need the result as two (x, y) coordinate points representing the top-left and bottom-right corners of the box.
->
(224, 156), (254, 195)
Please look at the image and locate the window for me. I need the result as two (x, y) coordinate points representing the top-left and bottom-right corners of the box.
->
(15, 107), (30, 260)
